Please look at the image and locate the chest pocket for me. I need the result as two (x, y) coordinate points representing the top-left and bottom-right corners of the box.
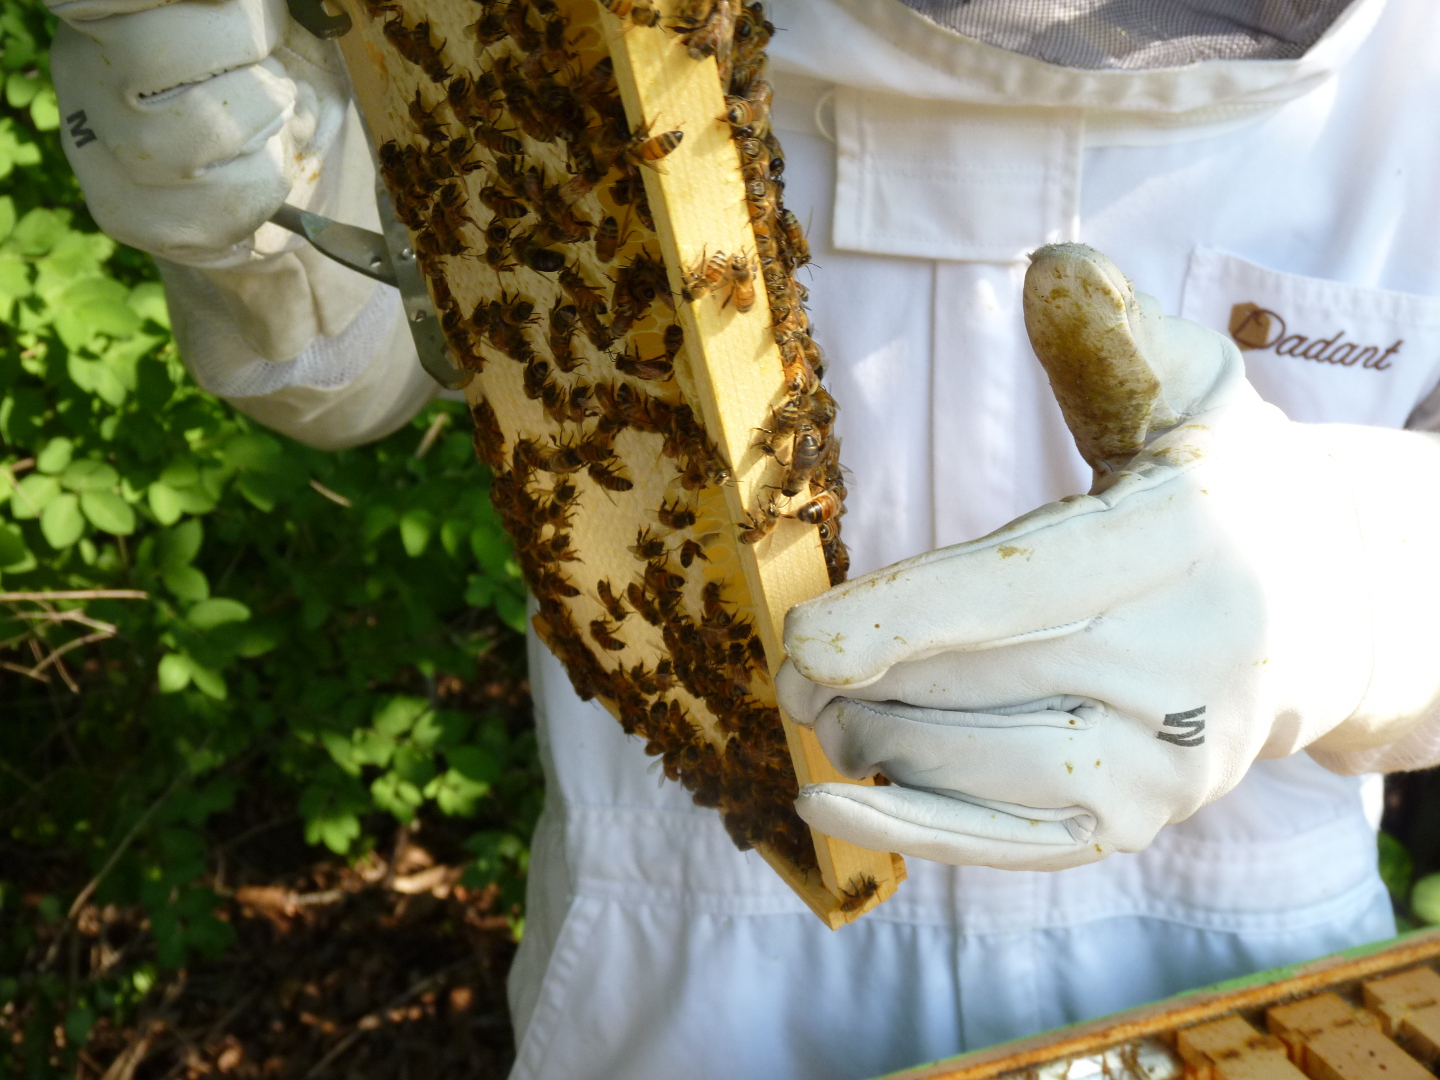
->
(1181, 247), (1440, 429)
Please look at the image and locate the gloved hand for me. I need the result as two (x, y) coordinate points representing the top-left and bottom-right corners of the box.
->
(48, 0), (434, 448)
(777, 243), (1440, 871)
(49, 0), (356, 269)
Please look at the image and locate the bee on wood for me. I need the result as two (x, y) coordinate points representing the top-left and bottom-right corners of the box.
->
(512, 233), (567, 274)
(601, 0), (662, 28)
(701, 580), (730, 624)
(615, 345), (673, 382)
(469, 6), (508, 49)
(744, 177), (777, 221)
(557, 164), (603, 207)
(469, 397), (506, 470)
(732, 1), (775, 65)
(625, 252), (674, 310)
(407, 89), (449, 144)
(677, 538), (707, 568)
(594, 215), (626, 263)
(631, 659), (677, 694)
(779, 428), (823, 497)
(630, 528), (667, 561)
(778, 209), (811, 267)
(478, 183), (529, 221)
(656, 498), (697, 531)
(644, 560), (687, 597)
(739, 502), (779, 544)
(590, 618), (627, 652)
(547, 301), (582, 372)
(675, 0), (737, 75)
(838, 874), (879, 913)
(473, 119), (524, 157)
(723, 79), (773, 136)
(559, 265), (608, 313)
(626, 582), (663, 625)
(663, 324), (685, 364)
(793, 489), (841, 525)
(626, 126), (684, 173)
(579, 55), (618, 98)
(523, 359), (552, 401)
(723, 252), (757, 312)
(683, 249), (729, 301)
(597, 579), (629, 622)
(588, 460), (635, 492)
(609, 174), (640, 206)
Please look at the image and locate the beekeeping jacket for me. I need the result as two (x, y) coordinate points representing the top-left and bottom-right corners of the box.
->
(172, 0), (1440, 1075)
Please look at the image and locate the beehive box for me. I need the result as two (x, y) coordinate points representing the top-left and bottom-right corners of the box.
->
(330, 0), (905, 924)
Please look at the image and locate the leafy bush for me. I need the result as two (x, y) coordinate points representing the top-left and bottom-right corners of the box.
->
(0, 1), (537, 1074)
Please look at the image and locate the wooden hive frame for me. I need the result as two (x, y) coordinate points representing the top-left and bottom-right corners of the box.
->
(881, 930), (1440, 1080)
(330, 0), (904, 925)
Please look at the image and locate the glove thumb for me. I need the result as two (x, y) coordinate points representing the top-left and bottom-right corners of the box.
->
(1024, 243), (1250, 477)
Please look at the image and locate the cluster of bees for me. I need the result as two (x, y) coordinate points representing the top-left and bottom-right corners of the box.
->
(367, 0), (851, 876)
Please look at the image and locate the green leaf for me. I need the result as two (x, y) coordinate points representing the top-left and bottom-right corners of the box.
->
(53, 276), (142, 348)
(157, 518), (203, 572)
(220, 432), (283, 471)
(129, 282), (170, 328)
(0, 195), (13, 242)
(1413, 873), (1440, 925)
(0, 118), (40, 182)
(148, 481), (186, 525)
(373, 696), (430, 737)
(40, 492), (84, 548)
(162, 564), (210, 603)
(305, 811), (361, 855)
(399, 507), (435, 557)
(11, 207), (65, 257)
(425, 770), (490, 817)
(157, 653), (192, 693)
(371, 772), (423, 823)
(61, 458), (119, 492)
(4, 71), (39, 109)
(36, 437), (73, 474)
(80, 490), (136, 535)
(188, 598), (250, 629)
(10, 473), (57, 519)
(189, 661), (227, 700)
(0, 522), (31, 571)
(29, 86), (58, 131)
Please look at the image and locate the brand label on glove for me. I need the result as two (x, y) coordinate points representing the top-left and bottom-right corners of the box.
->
(1181, 247), (1440, 427)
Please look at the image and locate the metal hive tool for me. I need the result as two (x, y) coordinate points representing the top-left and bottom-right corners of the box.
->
(324, 0), (905, 925)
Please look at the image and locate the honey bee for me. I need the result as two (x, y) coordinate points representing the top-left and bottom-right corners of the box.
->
(588, 460), (635, 492)
(602, 0), (662, 26)
(630, 528), (668, 561)
(739, 502), (779, 544)
(513, 233), (567, 274)
(626, 582), (663, 625)
(523, 359), (552, 401)
(469, 397), (506, 470)
(595, 215), (622, 263)
(596, 579), (629, 622)
(724, 252), (757, 312)
(656, 498), (697, 531)
(469, 7), (508, 48)
(675, 0), (737, 73)
(744, 177), (777, 221)
(644, 560), (687, 596)
(683, 249), (729, 301)
(621, 123), (684, 173)
(548, 301), (582, 373)
(631, 659), (677, 694)
(663, 324), (685, 363)
(778, 208), (811, 267)
(677, 539), (707, 568)
(478, 184), (528, 220)
(615, 344), (673, 382)
(590, 618), (627, 651)
(780, 428), (823, 497)
(559, 265), (608, 313)
(793, 489), (841, 525)
(838, 874), (879, 913)
(723, 79), (772, 136)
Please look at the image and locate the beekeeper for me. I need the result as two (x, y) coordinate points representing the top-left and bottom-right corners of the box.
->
(47, 0), (1440, 1076)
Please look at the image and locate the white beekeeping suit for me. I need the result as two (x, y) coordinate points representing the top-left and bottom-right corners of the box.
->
(45, 0), (1440, 1077)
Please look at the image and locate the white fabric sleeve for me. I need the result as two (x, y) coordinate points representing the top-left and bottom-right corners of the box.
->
(158, 255), (438, 451)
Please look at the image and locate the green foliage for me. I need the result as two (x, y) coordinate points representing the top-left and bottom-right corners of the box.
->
(0, 1), (538, 1074)
(1379, 830), (1414, 908)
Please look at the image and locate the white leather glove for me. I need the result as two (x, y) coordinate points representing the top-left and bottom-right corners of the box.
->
(49, 0), (434, 447)
(777, 244), (1440, 872)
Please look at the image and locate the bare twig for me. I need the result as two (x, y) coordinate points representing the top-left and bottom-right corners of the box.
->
(415, 412), (450, 459)
(309, 479), (353, 507)
(303, 957), (476, 1079)
(0, 590), (148, 602)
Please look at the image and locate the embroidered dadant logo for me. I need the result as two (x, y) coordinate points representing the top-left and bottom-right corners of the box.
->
(1229, 302), (1400, 372)
(1157, 706), (1206, 747)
